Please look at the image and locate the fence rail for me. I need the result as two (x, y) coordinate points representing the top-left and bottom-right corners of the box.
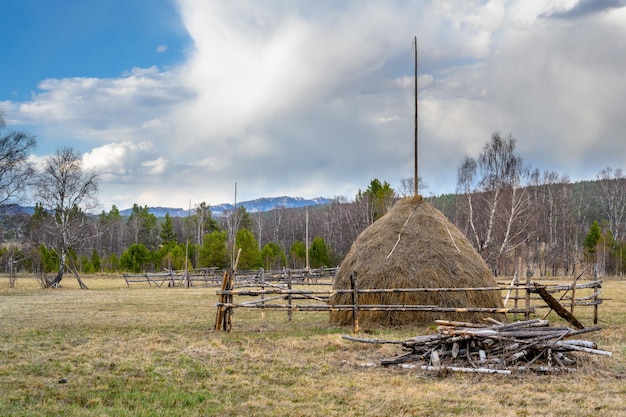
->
(123, 266), (338, 288)
(123, 267), (602, 332)
(213, 272), (603, 332)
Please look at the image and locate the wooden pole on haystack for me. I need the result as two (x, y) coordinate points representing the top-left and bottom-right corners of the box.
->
(413, 36), (419, 196)
(305, 206), (310, 270)
(232, 182), (238, 268)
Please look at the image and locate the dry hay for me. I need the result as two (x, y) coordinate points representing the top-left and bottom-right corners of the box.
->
(329, 196), (504, 326)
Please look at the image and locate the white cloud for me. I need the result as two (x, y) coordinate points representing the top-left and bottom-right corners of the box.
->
(5, 0), (626, 209)
(14, 67), (188, 145)
(82, 141), (154, 174)
(142, 157), (168, 175)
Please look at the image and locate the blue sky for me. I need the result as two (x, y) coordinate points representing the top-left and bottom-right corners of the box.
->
(1, 0), (190, 100)
(1, 0), (626, 211)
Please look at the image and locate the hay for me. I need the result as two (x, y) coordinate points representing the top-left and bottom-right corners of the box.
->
(329, 196), (505, 326)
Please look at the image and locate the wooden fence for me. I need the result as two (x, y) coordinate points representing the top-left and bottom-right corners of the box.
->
(122, 266), (337, 288)
(498, 269), (602, 326)
(213, 272), (603, 332)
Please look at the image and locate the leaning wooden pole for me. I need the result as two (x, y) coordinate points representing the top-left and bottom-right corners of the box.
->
(533, 283), (584, 330)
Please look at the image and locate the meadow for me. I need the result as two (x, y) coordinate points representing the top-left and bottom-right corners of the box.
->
(0, 275), (624, 416)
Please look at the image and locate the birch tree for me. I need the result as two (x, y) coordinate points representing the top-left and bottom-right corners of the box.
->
(34, 147), (99, 288)
(192, 202), (218, 245)
(0, 109), (37, 210)
(398, 176), (428, 198)
(98, 205), (126, 260)
(457, 133), (531, 272)
(596, 167), (626, 241)
(127, 204), (158, 248)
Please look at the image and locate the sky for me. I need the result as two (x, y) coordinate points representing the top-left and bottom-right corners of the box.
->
(1, 0), (625, 212)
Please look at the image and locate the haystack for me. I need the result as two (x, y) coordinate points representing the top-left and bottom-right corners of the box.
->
(329, 196), (504, 326)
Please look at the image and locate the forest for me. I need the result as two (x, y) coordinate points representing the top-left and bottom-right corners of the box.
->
(1, 111), (625, 285)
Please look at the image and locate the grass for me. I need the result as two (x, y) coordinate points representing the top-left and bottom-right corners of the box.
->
(0, 275), (624, 416)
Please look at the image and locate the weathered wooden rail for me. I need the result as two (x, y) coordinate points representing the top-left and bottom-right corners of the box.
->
(498, 277), (603, 325)
(123, 266), (337, 288)
(214, 273), (603, 332)
(122, 268), (223, 287)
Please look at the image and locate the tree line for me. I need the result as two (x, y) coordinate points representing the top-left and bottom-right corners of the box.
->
(442, 132), (625, 278)
(0, 110), (623, 287)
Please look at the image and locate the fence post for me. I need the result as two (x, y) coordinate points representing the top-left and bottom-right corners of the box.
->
(259, 267), (266, 325)
(513, 272), (519, 322)
(570, 275), (577, 316)
(287, 269), (293, 322)
(225, 268), (235, 331)
(350, 272), (359, 334)
(525, 267), (531, 320)
(593, 268), (599, 325)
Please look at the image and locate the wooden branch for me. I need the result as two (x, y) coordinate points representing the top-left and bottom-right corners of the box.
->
(421, 365), (512, 375)
(342, 335), (405, 345)
(343, 319), (610, 375)
(434, 320), (487, 328)
(552, 342), (612, 357)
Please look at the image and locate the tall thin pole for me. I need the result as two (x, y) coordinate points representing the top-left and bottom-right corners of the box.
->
(185, 198), (190, 273)
(232, 182), (238, 267)
(413, 36), (419, 196)
(305, 205), (310, 269)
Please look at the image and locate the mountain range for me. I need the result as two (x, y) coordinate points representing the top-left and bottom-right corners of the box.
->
(118, 196), (332, 217)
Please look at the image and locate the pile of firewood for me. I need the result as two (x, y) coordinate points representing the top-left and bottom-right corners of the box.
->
(343, 319), (611, 375)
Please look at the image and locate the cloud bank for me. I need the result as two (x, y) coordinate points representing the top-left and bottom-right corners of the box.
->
(4, 0), (626, 211)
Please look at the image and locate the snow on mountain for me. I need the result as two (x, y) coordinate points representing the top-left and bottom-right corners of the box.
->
(211, 196), (332, 217)
(118, 196), (331, 217)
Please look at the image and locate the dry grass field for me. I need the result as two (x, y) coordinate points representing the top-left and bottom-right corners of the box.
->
(0, 275), (624, 416)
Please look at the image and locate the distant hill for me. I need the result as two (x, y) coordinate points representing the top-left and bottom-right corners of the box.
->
(118, 196), (332, 217)
(2, 204), (35, 215)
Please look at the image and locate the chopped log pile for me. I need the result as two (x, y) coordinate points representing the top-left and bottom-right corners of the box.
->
(343, 319), (611, 375)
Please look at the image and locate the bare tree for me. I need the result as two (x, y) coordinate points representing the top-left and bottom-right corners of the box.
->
(596, 167), (626, 241)
(398, 176), (428, 198)
(0, 109), (37, 211)
(192, 202), (218, 246)
(98, 205), (126, 261)
(526, 170), (575, 276)
(457, 133), (531, 273)
(34, 147), (99, 288)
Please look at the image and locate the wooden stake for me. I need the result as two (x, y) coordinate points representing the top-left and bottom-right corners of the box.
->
(350, 272), (359, 334)
(213, 269), (230, 330)
(287, 269), (293, 322)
